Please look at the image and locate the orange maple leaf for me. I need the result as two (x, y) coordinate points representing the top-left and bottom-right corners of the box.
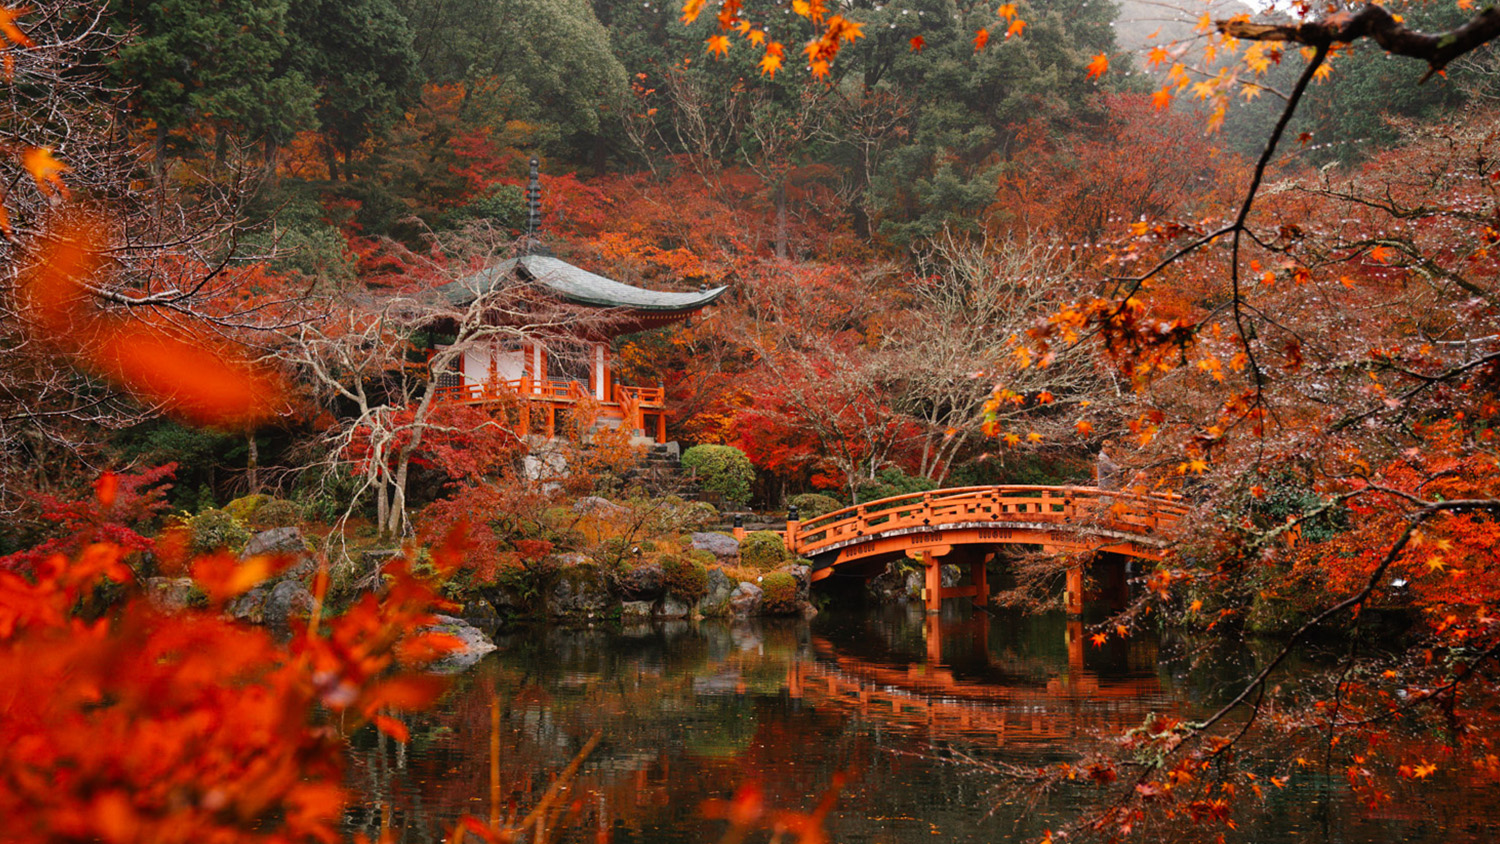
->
(973, 28), (990, 51)
(705, 34), (730, 57)
(1005, 18), (1025, 38)
(23, 146), (68, 197)
(1151, 86), (1174, 111)
(830, 14), (862, 43)
(759, 43), (784, 77)
(1090, 632), (1108, 647)
(1076, 419), (1094, 436)
(998, 3), (1017, 19)
(909, 35), (925, 52)
(1085, 53), (1108, 79)
(1147, 45), (1169, 67)
(680, 0), (706, 24)
(0, 5), (33, 48)
(747, 28), (766, 46)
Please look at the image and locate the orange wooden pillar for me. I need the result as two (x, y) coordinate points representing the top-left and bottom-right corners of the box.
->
(545, 404), (556, 439)
(655, 412), (666, 444)
(1065, 565), (1084, 616)
(923, 553), (943, 615)
(971, 558), (988, 608)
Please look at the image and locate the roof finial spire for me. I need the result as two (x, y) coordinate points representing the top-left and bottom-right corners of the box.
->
(525, 157), (542, 239)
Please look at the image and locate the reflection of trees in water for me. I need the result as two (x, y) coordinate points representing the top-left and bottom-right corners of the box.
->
(349, 615), (1450, 844)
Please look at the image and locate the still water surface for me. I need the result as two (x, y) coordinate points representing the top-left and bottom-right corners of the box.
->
(345, 605), (1492, 843)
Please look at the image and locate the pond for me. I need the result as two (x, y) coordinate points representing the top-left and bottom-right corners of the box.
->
(344, 605), (1494, 843)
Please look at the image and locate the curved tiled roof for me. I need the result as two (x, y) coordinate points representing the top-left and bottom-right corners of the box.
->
(439, 255), (727, 313)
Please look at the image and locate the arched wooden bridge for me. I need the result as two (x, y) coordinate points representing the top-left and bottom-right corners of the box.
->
(782, 485), (1189, 614)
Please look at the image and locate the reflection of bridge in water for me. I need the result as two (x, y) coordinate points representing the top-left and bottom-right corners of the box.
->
(783, 486), (1188, 614)
(784, 614), (1168, 744)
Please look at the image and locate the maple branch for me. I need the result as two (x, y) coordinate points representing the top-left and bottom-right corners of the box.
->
(1219, 4), (1500, 81)
(1190, 496), (1500, 742)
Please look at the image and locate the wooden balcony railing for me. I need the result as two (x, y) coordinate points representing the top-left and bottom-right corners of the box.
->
(432, 377), (665, 409)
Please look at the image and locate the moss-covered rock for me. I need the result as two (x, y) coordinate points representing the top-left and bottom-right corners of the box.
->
(661, 554), (709, 602)
(759, 571), (798, 615)
(740, 531), (789, 570)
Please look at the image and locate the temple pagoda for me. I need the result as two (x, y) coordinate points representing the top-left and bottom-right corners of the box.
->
(430, 160), (725, 444)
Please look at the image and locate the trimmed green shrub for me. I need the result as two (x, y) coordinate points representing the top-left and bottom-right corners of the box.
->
(225, 494), (271, 524)
(251, 499), (304, 529)
(680, 445), (755, 506)
(790, 493), (843, 520)
(740, 531), (789, 570)
(187, 509), (251, 554)
(660, 554), (709, 601)
(855, 467), (937, 504)
(759, 571), (798, 614)
(686, 548), (717, 567)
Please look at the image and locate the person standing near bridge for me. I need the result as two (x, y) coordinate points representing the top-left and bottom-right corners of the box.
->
(1095, 440), (1120, 491)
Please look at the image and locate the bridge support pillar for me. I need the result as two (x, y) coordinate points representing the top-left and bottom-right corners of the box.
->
(971, 558), (988, 608)
(922, 553), (942, 615)
(1065, 565), (1084, 616)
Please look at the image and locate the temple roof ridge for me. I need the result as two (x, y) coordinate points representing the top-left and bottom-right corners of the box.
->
(440, 253), (728, 314)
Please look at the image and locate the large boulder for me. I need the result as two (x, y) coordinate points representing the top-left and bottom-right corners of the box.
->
(263, 580), (316, 627)
(573, 496), (628, 519)
(691, 532), (740, 560)
(548, 562), (612, 619)
(658, 595), (693, 619)
(619, 563), (665, 600)
(421, 614), (498, 673)
(145, 577), (199, 613)
(866, 563), (920, 605)
(241, 527), (316, 582)
(728, 582), (763, 617)
(779, 564), (811, 602)
(697, 567), (736, 616)
(621, 600), (654, 621)
(227, 585), (270, 623)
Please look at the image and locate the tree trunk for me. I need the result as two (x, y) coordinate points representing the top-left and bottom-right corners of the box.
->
(387, 459), (410, 538)
(246, 431), (259, 494)
(324, 141), (340, 181)
(376, 474), (390, 540)
(263, 136), (281, 190)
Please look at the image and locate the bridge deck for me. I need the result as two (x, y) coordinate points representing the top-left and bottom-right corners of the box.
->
(784, 485), (1188, 611)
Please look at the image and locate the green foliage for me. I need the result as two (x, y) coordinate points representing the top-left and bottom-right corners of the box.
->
(686, 548), (716, 568)
(660, 554), (709, 601)
(444, 184), (527, 231)
(111, 421), (239, 509)
(680, 445), (755, 506)
(395, 0), (627, 138)
(1247, 476), (1348, 544)
(112, 0), (318, 144)
(288, 0), (420, 160)
(855, 467), (937, 504)
(296, 465), (364, 525)
(739, 531), (788, 570)
(759, 571), (798, 615)
(241, 188), (356, 283)
(790, 493), (843, 520)
(187, 509), (252, 554)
